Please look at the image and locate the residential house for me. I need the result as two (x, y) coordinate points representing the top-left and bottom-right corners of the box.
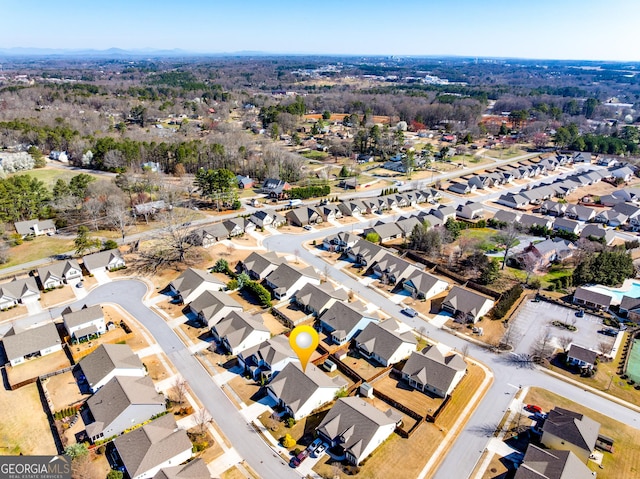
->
(598, 157), (618, 167)
(2, 322), (62, 367)
(518, 238), (576, 270)
(293, 282), (349, 317)
(236, 175), (255, 189)
(514, 444), (595, 479)
(267, 363), (348, 420)
(323, 231), (359, 252)
(316, 397), (401, 466)
(519, 214), (552, 231)
(338, 200), (367, 217)
(14, 219), (56, 238)
(580, 224), (615, 245)
(599, 193), (627, 207)
(0, 277), (40, 309)
(354, 321), (417, 367)
(133, 200), (167, 217)
(552, 218), (581, 235)
(566, 344), (598, 370)
(113, 414), (192, 479)
(430, 205), (457, 222)
(416, 212), (443, 228)
(362, 222), (403, 243)
(317, 204), (342, 222)
(286, 206), (323, 227)
(441, 286), (495, 323)
(345, 239), (389, 267)
(396, 216), (423, 238)
(240, 251), (284, 280)
(85, 375), (165, 442)
(319, 301), (380, 345)
(564, 204), (596, 222)
(249, 210), (286, 229)
(402, 270), (449, 300)
(573, 287), (612, 311)
(370, 253), (418, 285)
(594, 208), (628, 227)
(211, 311), (271, 355)
(620, 295), (640, 322)
(456, 202), (484, 220)
(262, 178), (291, 198)
(448, 182), (474, 195)
(491, 210), (521, 226)
(264, 263), (321, 300)
(78, 344), (146, 393)
(497, 193), (529, 210)
(188, 223), (229, 247)
(610, 165), (635, 183)
(539, 200), (567, 217)
(189, 290), (243, 328)
(401, 346), (466, 397)
(572, 152), (592, 163)
(63, 305), (105, 341)
(468, 175), (494, 190)
(152, 459), (210, 479)
(612, 202), (640, 223)
(37, 259), (82, 289)
(541, 407), (601, 463)
(168, 268), (225, 304)
(82, 250), (126, 274)
(237, 335), (298, 381)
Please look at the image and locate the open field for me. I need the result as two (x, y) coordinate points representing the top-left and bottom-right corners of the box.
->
(0, 382), (57, 454)
(1, 237), (74, 270)
(11, 167), (103, 187)
(525, 387), (640, 479)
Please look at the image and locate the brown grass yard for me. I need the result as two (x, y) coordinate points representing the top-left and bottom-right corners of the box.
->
(6, 349), (72, 387)
(524, 387), (640, 479)
(262, 311), (289, 336)
(227, 375), (263, 405)
(437, 362), (487, 430)
(0, 383), (56, 455)
(39, 285), (76, 308)
(446, 317), (507, 348)
(143, 353), (175, 382)
(44, 370), (88, 412)
(0, 304), (28, 321)
(371, 373), (444, 417)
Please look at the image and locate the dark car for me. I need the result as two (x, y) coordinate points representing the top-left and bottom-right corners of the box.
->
(290, 449), (309, 468)
(576, 309), (585, 317)
(600, 328), (618, 337)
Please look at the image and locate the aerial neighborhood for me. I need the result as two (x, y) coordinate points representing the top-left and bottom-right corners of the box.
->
(0, 51), (640, 479)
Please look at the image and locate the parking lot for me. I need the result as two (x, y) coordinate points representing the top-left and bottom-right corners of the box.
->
(509, 300), (615, 355)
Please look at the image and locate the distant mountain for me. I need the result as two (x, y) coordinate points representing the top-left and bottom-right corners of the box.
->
(0, 47), (197, 57)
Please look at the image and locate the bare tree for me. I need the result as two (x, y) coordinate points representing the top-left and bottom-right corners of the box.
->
(83, 197), (105, 231)
(598, 340), (614, 357)
(494, 223), (521, 270)
(294, 248), (300, 264)
(460, 343), (470, 359)
(195, 407), (212, 435)
(106, 198), (134, 241)
(531, 326), (554, 359)
(137, 210), (201, 272)
(558, 336), (573, 352)
(172, 377), (188, 405)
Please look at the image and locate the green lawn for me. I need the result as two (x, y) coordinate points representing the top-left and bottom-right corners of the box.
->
(1, 236), (74, 270)
(10, 167), (104, 187)
(301, 151), (329, 160)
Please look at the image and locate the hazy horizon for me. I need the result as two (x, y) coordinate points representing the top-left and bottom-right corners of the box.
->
(2, 0), (640, 62)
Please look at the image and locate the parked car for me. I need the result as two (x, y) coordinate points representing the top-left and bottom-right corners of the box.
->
(76, 281), (84, 288)
(313, 443), (327, 457)
(525, 404), (543, 414)
(402, 307), (418, 318)
(291, 449), (309, 468)
(576, 309), (585, 317)
(303, 225), (312, 231)
(600, 328), (618, 337)
(308, 438), (322, 451)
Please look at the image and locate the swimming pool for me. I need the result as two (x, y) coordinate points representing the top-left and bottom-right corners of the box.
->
(583, 281), (640, 306)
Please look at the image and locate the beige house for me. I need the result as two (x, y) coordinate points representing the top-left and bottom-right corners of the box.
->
(541, 407), (601, 463)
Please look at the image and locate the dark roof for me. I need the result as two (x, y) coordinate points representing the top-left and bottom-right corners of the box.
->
(401, 346), (466, 393)
(356, 322), (417, 364)
(82, 250), (124, 272)
(63, 305), (103, 329)
(573, 287), (612, 308)
(152, 458), (209, 479)
(567, 344), (598, 365)
(319, 301), (374, 341)
(442, 286), (494, 317)
(620, 294), (640, 312)
(241, 251), (283, 276)
(37, 259), (81, 284)
(543, 407), (600, 453)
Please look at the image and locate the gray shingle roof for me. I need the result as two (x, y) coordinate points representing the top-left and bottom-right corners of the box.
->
(514, 444), (594, 479)
(355, 322), (417, 364)
(14, 219), (56, 236)
(316, 397), (400, 462)
(319, 301), (372, 340)
(403, 270), (447, 295)
(265, 263), (319, 292)
(573, 287), (612, 308)
(567, 344), (598, 365)
(78, 344), (144, 389)
(542, 407), (600, 454)
(442, 286), (494, 317)
(240, 335), (294, 367)
(114, 413), (192, 479)
(620, 294), (640, 312)
(170, 268), (224, 301)
(37, 259), (81, 285)
(0, 277), (39, 301)
(2, 322), (61, 361)
(188, 290), (242, 322)
(152, 458), (210, 479)
(402, 346), (466, 394)
(62, 305), (103, 329)
(267, 363), (347, 416)
(82, 250), (124, 273)
(241, 251), (283, 277)
(212, 311), (269, 350)
(294, 282), (348, 314)
(86, 376), (164, 439)
(492, 210), (520, 224)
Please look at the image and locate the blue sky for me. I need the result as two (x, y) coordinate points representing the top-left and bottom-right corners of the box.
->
(2, 0), (639, 61)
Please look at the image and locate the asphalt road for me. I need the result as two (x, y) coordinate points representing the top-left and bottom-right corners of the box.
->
(74, 281), (299, 479)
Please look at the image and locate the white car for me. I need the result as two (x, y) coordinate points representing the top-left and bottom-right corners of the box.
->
(303, 225), (312, 231)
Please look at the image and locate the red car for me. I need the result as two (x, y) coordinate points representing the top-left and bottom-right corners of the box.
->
(290, 449), (309, 468)
(525, 404), (542, 414)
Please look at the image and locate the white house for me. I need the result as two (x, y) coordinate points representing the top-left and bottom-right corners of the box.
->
(402, 270), (449, 300)
(264, 263), (321, 300)
(0, 278), (40, 309)
(401, 345), (467, 397)
(168, 268), (225, 304)
(2, 322), (62, 367)
(188, 290), (243, 328)
(82, 249), (126, 274)
(354, 321), (417, 367)
(37, 260), (82, 289)
(237, 335), (299, 381)
(211, 311), (271, 355)
(63, 305), (106, 341)
(78, 343), (146, 393)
